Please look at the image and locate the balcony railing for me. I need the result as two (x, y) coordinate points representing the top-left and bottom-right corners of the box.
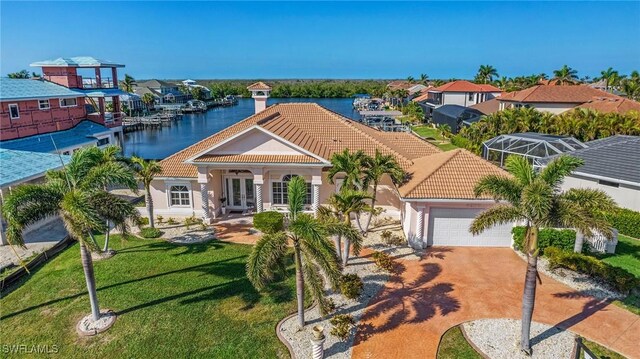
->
(81, 77), (116, 89)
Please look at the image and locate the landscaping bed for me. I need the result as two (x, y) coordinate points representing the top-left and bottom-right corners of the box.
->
(0, 235), (297, 358)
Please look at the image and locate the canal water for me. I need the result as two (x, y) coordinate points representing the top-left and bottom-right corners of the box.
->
(123, 98), (358, 159)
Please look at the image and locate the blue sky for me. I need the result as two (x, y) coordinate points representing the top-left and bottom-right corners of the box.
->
(1, 1), (639, 79)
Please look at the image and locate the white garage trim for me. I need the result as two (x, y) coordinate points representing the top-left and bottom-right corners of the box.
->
(426, 207), (513, 247)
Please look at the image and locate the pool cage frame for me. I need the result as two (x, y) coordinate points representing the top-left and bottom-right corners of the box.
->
(482, 133), (587, 167)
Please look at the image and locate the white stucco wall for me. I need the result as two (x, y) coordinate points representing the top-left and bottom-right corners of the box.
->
(562, 176), (640, 211)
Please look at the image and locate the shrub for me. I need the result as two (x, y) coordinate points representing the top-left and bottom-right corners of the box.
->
(253, 211), (284, 234)
(167, 217), (177, 225)
(340, 274), (364, 299)
(329, 314), (354, 341)
(137, 217), (150, 227)
(545, 246), (639, 293)
(605, 208), (640, 239)
(184, 215), (200, 229)
(381, 230), (392, 242)
(139, 227), (162, 239)
(372, 251), (395, 272)
(512, 226), (576, 254)
(384, 234), (405, 246)
(156, 215), (164, 224)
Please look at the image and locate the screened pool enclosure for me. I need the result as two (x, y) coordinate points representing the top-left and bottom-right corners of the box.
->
(482, 132), (587, 167)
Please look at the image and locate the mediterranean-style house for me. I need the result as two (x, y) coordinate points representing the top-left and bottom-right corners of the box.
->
(151, 84), (512, 248)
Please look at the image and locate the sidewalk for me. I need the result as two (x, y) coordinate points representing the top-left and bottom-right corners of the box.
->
(0, 218), (68, 269)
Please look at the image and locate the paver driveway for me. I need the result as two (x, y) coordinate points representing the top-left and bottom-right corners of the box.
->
(352, 247), (639, 359)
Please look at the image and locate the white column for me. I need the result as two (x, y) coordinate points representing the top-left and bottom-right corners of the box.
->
(255, 183), (263, 213)
(311, 172), (322, 216)
(310, 337), (325, 359)
(415, 206), (425, 249)
(197, 167), (211, 224)
(253, 171), (264, 213)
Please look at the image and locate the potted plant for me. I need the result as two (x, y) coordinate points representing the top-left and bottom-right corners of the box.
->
(219, 197), (227, 215)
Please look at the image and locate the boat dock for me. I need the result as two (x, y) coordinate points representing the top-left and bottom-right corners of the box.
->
(358, 110), (410, 132)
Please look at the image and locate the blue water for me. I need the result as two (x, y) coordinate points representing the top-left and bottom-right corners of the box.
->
(123, 98), (358, 159)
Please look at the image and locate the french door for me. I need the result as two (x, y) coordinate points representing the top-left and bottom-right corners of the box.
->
(225, 176), (255, 211)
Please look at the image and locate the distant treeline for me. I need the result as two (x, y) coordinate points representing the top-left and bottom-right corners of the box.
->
(202, 80), (389, 98)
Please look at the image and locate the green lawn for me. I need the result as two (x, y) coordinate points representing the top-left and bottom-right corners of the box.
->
(0, 235), (296, 358)
(437, 326), (482, 359)
(412, 125), (458, 151)
(597, 235), (640, 277)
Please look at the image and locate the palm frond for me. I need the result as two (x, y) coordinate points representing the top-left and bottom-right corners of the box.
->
(473, 175), (522, 204)
(521, 179), (554, 222)
(88, 191), (140, 236)
(470, 204), (523, 235)
(60, 190), (105, 245)
(246, 232), (288, 290)
(294, 216), (342, 289)
(505, 155), (535, 186)
(81, 161), (138, 191)
(301, 253), (332, 316)
(1, 184), (62, 248)
(560, 188), (617, 213)
(287, 176), (307, 219)
(326, 221), (363, 256)
(539, 155), (584, 189)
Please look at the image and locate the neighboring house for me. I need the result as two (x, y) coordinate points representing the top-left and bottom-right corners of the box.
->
(468, 97), (501, 116)
(417, 81), (502, 117)
(497, 85), (618, 114)
(1, 56), (126, 153)
(575, 96), (640, 114)
(116, 92), (145, 113)
(430, 105), (484, 134)
(0, 149), (71, 245)
(182, 79), (212, 100)
(135, 80), (190, 104)
(387, 81), (427, 96)
(536, 135), (640, 211)
(151, 87), (514, 249)
(483, 132), (587, 167)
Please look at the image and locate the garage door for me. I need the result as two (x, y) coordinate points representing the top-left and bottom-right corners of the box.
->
(427, 207), (513, 247)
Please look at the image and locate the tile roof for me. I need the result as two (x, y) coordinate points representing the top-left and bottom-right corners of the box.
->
(398, 149), (510, 199)
(498, 85), (616, 104)
(431, 81), (501, 93)
(538, 135), (640, 185)
(0, 78), (84, 101)
(0, 120), (111, 153)
(136, 80), (178, 89)
(30, 56), (124, 68)
(469, 98), (501, 115)
(411, 87), (435, 102)
(0, 149), (70, 188)
(159, 103), (441, 177)
(247, 82), (272, 91)
(193, 154), (322, 164)
(576, 97), (640, 114)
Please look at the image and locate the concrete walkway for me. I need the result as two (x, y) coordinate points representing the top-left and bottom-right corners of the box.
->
(352, 247), (640, 359)
(0, 218), (67, 269)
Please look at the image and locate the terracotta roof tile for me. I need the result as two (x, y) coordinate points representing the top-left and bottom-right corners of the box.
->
(576, 97), (640, 114)
(247, 82), (272, 90)
(499, 85), (616, 104)
(159, 103), (442, 178)
(431, 81), (501, 93)
(398, 149), (510, 199)
(193, 154), (321, 163)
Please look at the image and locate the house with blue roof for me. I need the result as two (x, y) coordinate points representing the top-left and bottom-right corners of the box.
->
(0, 56), (129, 153)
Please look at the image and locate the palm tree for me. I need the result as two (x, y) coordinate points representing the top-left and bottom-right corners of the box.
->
(131, 157), (162, 228)
(2, 147), (139, 327)
(419, 73), (429, 85)
(362, 150), (406, 233)
(477, 65), (499, 84)
(470, 155), (615, 354)
(406, 76), (415, 84)
(552, 65), (579, 85)
(98, 146), (137, 253)
(599, 67), (618, 91)
(247, 176), (343, 327)
(141, 93), (155, 111)
(119, 74), (136, 93)
(322, 190), (369, 265)
(327, 149), (368, 231)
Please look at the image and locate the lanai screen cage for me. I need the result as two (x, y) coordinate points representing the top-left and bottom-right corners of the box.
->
(482, 132), (587, 167)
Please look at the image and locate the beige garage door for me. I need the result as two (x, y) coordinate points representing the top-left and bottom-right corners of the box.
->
(427, 207), (513, 247)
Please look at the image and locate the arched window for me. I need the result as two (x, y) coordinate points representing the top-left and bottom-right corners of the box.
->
(272, 175), (312, 205)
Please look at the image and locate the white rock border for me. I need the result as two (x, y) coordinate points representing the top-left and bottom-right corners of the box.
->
(76, 309), (117, 336)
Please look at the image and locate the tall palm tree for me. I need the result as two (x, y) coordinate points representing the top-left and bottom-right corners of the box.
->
(599, 67), (618, 91)
(98, 146), (137, 253)
(419, 73), (429, 85)
(131, 157), (162, 228)
(362, 150), (406, 233)
(477, 65), (499, 84)
(247, 177), (343, 327)
(2, 147), (139, 326)
(119, 74), (136, 93)
(328, 149), (368, 231)
(141, 93), (155, 111)
(322, 190), (370, 265)
(470, 155), (615, 354)
(552, 65), (579, 85)
(406, 76), (415, 84)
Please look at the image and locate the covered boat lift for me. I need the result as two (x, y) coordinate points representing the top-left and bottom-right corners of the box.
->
(358, 110), (409, 132)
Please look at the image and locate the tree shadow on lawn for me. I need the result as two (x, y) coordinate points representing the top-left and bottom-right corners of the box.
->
(354, 261), (460, 343)
(529, 291), (612, 346)
(0, 254), (249, 320)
